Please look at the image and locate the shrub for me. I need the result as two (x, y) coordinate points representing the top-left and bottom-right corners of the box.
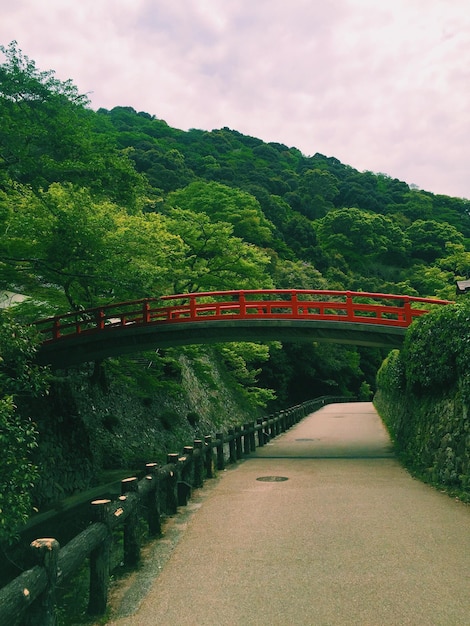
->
(402, 298), (470, 401)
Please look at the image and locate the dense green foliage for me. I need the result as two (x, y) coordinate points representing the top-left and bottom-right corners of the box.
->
(375, 297), (470, 495)
(1, 42), (470, 520)
(403, 299), (470, 401)
(0, 311), (49, 542)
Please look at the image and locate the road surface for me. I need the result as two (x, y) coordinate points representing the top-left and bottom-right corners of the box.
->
(104, 402), (470, 626)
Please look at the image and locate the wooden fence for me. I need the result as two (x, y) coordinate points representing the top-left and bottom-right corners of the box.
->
(0, 396), (352, 625)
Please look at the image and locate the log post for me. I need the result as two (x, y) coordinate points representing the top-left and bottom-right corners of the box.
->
(243, 423), (251, 455)
(182, 446), (195, 488)
(193, 440), (204, 488)
(228, 428), (237, 463)
(145, 463), (161, 536)
(215, 432), (225, 470)
(249, 421), (256, 452)
(166, 453), (179, 514)
(257, 418), (265, 447)
(204, 435), (214, 478)
(88, 499), (112, 616)
(121, 477), (140, 567)
(29, 538), (60, 626)
(178, 447), (193, 506)
(235, 426), (243, 460)
(269, 417), (276, 439)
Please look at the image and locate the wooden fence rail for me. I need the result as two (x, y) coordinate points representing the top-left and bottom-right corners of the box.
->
(0, 395), (352, 625)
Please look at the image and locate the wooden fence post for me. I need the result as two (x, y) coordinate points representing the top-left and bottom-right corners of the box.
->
(121, 477), (140, 567)
(228, 428), (237, 463)
(269, 417), (276, 439)
(193, 440), (204, 488)
(166, 453), (179, 514)
(257, 418), (265, 446)
(178, 447), (194, 506)
(29, 538), (60, 626)
(215, 432), (225, 470)
(243, 424), (251, 455)
(88, 499), (112, 616)
(204, 435), (214, 478)
(249, 421), (256, 452)
(182, 446), (195, 488)
(145, 463), (161, 536)
(235, 426), (243, 459)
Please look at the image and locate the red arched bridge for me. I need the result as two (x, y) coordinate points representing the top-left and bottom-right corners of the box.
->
(35, 289), (452, 367)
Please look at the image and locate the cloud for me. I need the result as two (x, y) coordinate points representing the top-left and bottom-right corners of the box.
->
(1, 0), (469, 198)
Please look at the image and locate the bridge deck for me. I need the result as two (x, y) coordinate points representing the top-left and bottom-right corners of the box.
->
(35, 290), (452, 367)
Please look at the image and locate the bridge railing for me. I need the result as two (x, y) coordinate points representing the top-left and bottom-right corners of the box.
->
(35, 290), (452, 344)
(0, 395), (350, 624)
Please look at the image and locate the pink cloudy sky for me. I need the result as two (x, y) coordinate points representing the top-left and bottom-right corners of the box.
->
(1, 0), (469, 199)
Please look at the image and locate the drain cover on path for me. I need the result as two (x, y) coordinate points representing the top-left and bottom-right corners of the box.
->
(256, 476), (289, 482)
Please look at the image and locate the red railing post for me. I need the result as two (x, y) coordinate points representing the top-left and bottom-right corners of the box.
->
(346, 292), (354, 320)
(291, 291), (299, 317)
(143, 300), (151, 324)
(403, 298), (412, 325)
(97, 309), (105, 330)
(239, 292), (246, 317)
(189, 295), (197, 320)
(52, 317), (60, 340)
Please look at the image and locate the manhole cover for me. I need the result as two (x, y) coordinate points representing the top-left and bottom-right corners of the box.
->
(256, 476), (289, 482)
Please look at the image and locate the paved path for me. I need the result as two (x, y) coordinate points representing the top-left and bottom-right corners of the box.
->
(105, 402), (470, 625)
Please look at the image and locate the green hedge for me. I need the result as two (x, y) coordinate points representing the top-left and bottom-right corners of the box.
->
(374, 297), (470, 496)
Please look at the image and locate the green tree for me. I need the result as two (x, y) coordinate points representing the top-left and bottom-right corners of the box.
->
(162, 207), (273, 293)
(270, 257), (326, 290)
(216, 342), (276, 408)
(297, 168), (339, 219)
(398, 191), (434, 223)
(166, 181), (274, 247)
(316, 207), (409, 269)
(406, 220), (464, 263)
(1, 183), (184, 309)
(283, 213), (324, 265)
(437, 243), (470, 279)
(405, 265), (455, 299)
(0, 42), (144, 208)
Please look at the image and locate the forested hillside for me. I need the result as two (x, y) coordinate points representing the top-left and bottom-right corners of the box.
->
(1, 42), (470, 531)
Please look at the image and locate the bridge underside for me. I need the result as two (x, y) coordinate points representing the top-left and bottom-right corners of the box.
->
(37, 319), (405, 368)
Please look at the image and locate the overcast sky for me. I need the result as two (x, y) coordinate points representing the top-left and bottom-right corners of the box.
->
(1, 0), (469, 199)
